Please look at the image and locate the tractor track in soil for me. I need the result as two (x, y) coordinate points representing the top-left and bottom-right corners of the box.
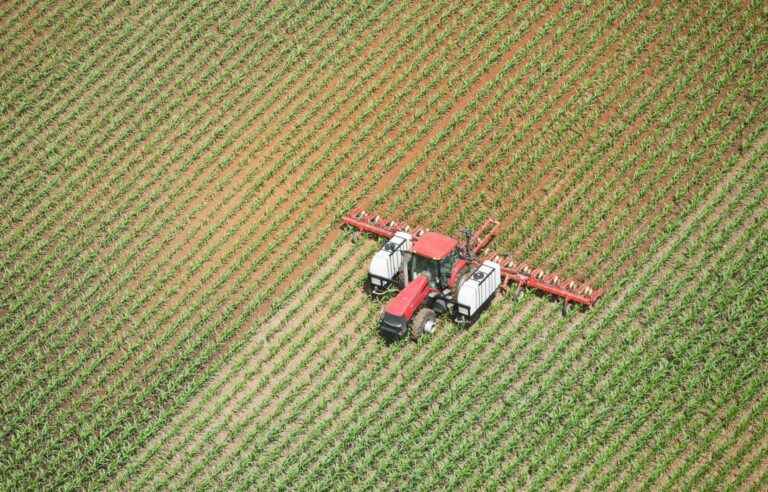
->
(365, 0), (562, 233)
(426, 5), (642, 245)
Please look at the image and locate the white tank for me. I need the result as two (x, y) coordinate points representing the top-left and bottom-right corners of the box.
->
(368, 232), (412, 286)
(457, 261), (501, 316)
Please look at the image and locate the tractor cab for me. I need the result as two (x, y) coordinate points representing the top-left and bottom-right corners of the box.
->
(408, 232), (463, 290)
(345, 207), (603, 343)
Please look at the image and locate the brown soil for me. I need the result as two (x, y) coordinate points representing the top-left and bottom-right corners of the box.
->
(402, 4), (583, 228)
(155, 9), (445, 299)
(734, 417), (768, 488)
(661, 390), (767, 489)
(100, 40), (445, 396)
(512, 3), (738, 276)
(211, 300), (376, 479)
(472, 131), (768, 487)
(358, 2), (563, 214)
(555, 165), (768, 490)
(427, 2), (661, 261)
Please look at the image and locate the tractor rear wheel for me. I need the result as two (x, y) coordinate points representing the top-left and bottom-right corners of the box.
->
(410, 308), (436, 341)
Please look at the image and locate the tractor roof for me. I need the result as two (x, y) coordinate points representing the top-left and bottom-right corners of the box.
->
(412, 232), (458, 260)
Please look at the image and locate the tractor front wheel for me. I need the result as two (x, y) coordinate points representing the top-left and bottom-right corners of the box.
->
(410, 308), (436, 341)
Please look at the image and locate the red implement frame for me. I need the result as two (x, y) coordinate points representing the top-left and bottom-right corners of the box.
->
(342, 209), (426, 239)
(485, 252), (603, 307)
(342, 209), (603, 307)
(470, 218), (500, 254)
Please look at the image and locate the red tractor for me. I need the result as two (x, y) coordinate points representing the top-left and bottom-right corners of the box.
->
(342, 209), (603, 341)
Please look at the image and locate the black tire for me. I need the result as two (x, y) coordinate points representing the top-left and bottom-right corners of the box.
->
(410, 308), (436, 341)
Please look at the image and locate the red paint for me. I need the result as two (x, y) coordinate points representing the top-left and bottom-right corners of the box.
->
(384, 275), (432, 319)
(412, 232), (458, 260)
(448, 259), (468, 289)
(342, 214), (397, 239)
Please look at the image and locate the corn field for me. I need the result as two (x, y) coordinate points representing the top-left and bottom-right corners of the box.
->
(1, 0), (767, 489)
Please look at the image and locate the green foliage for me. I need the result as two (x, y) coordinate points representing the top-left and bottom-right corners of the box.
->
(0, 0), (766, 489)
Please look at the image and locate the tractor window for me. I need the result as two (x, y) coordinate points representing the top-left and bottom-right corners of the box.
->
(410, 254), (439, 288)
(438, 249), (460, 287)
(410, 249), (459, 289)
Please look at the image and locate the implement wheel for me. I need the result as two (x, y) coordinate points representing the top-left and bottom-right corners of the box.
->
(410, 308), (436, 341)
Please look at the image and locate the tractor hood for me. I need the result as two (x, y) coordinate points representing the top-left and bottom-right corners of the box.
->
(384, 275), (431, 320)
(379, 275), (432, 342)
